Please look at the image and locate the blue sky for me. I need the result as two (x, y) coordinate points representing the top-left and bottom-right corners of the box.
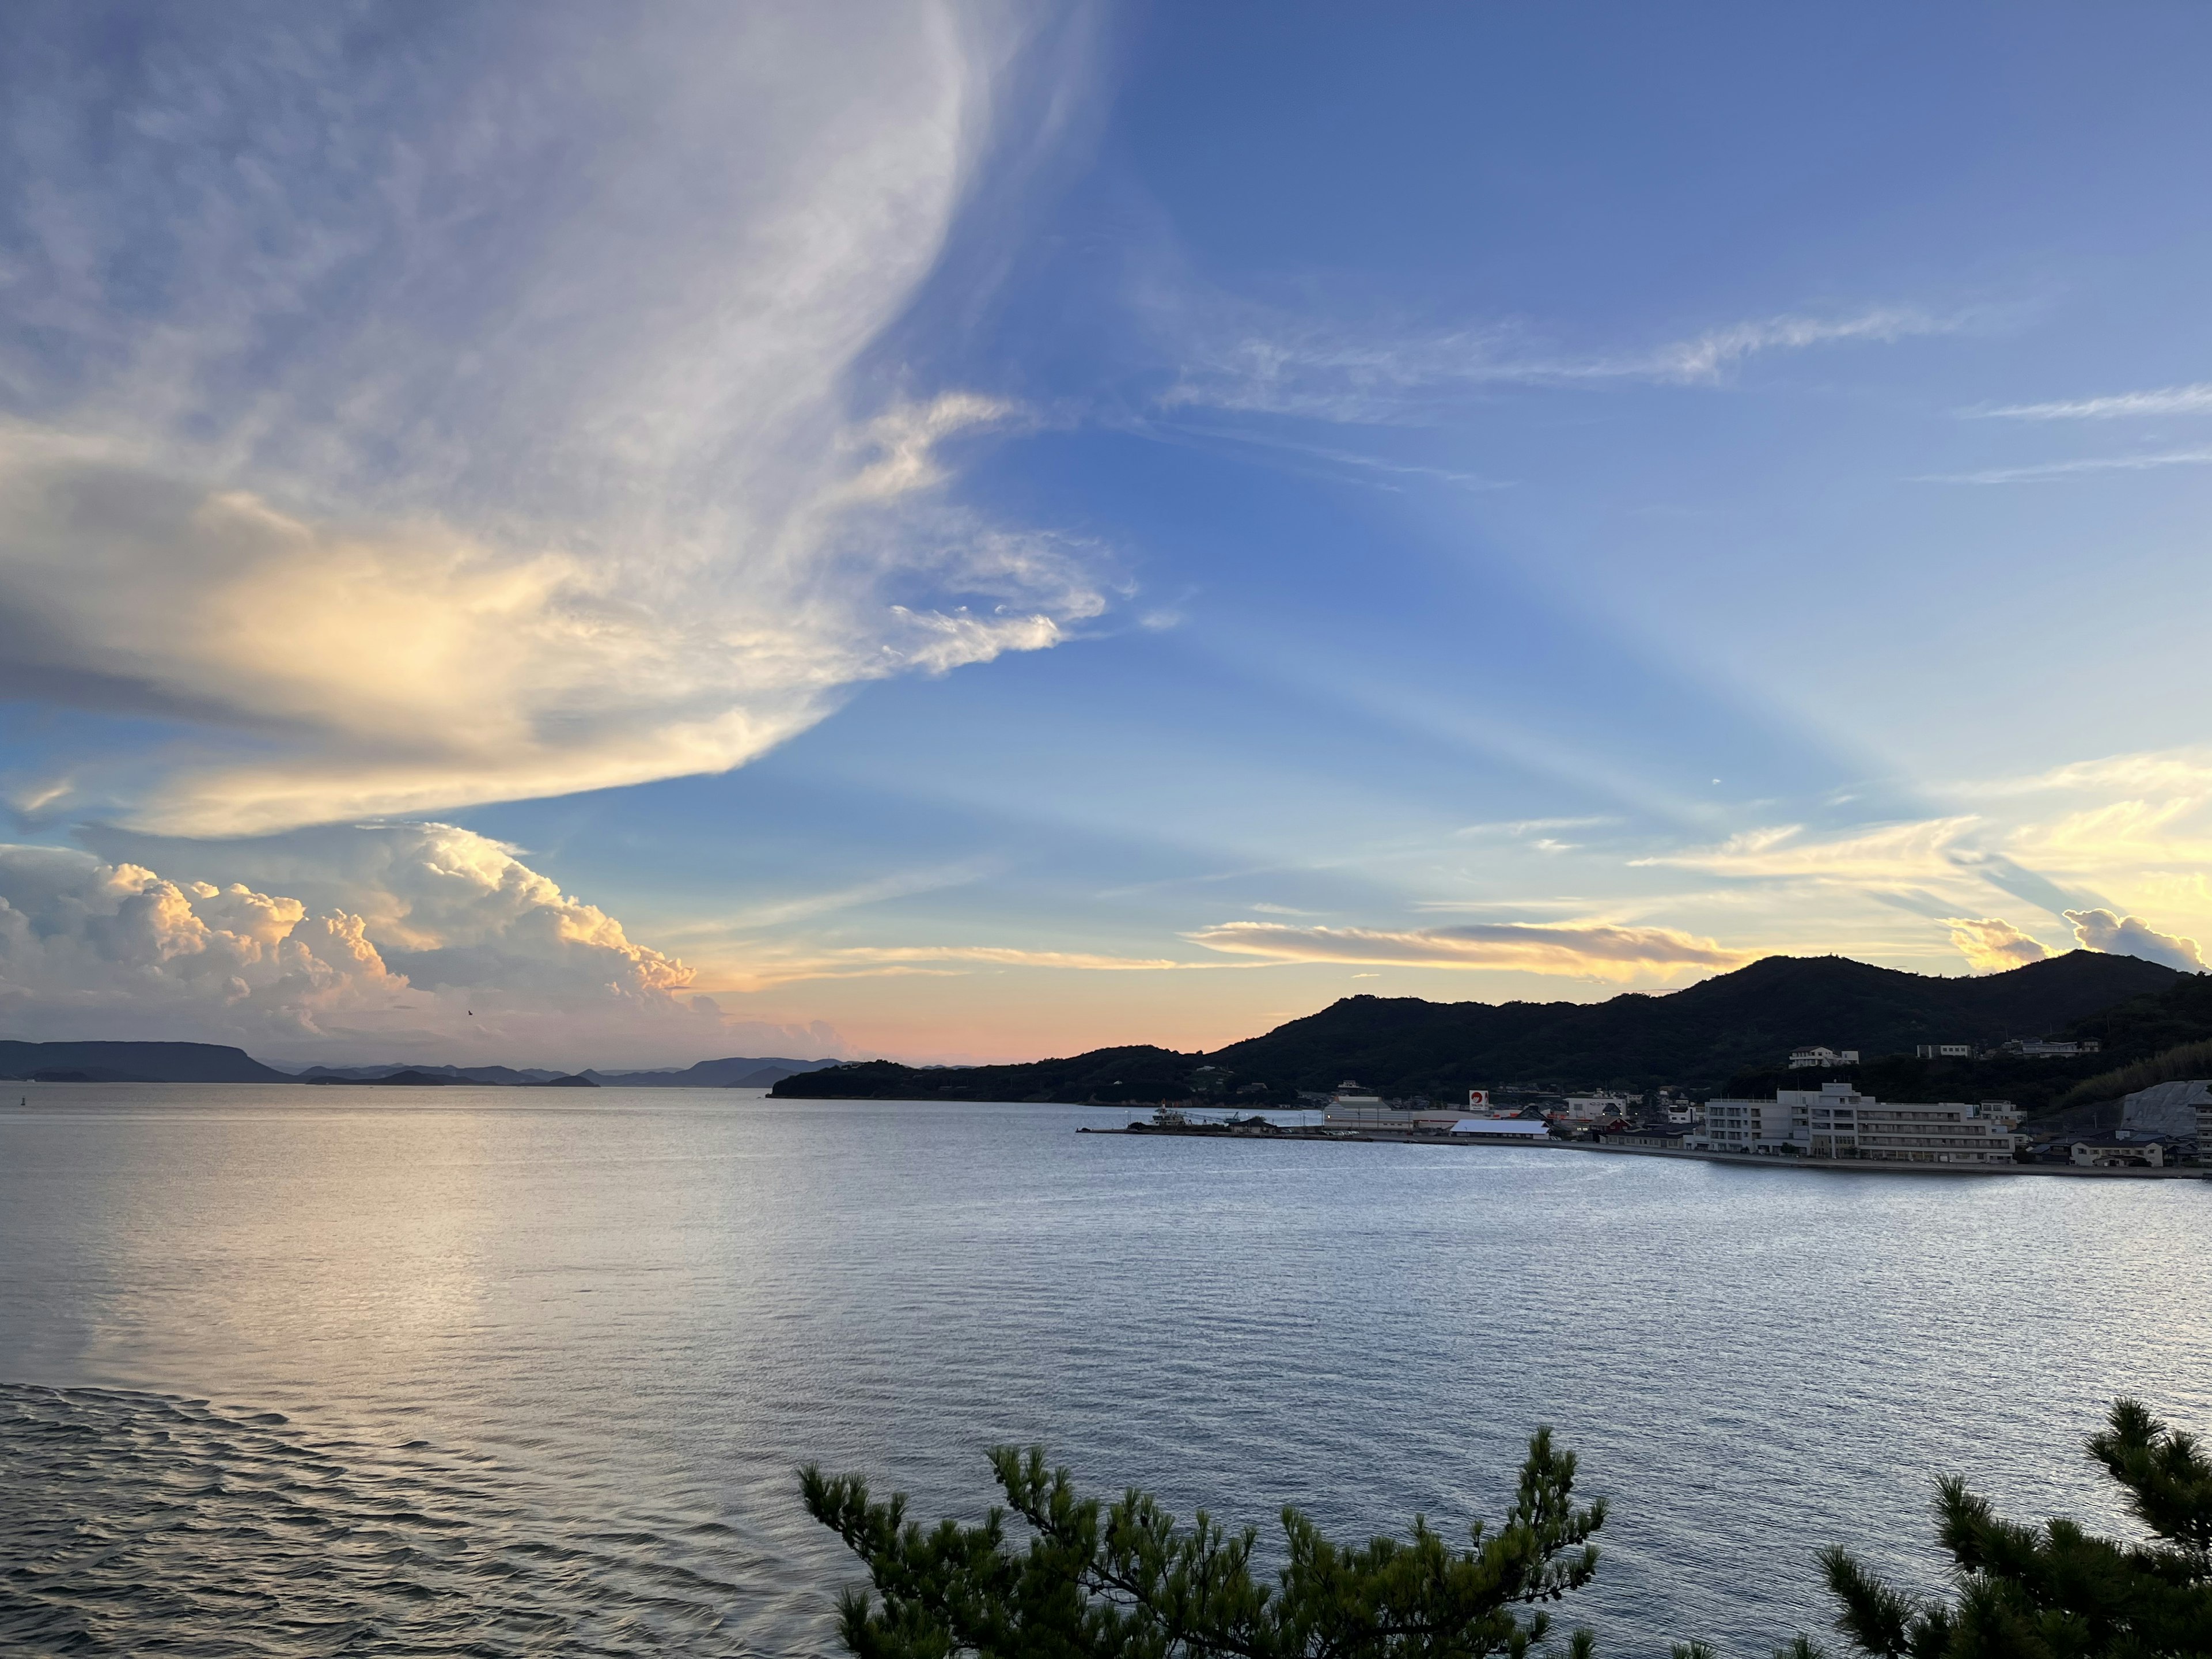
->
(3, 3), (2211, 1065)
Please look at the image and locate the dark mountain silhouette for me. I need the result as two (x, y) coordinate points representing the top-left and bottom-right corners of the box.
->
(306, 1068), (451, 1086)
(283, 1056), (836, 1088)
(776, 1047), (1193, 1106)
(1211, 950), (2181, 1094)
(296, 1063), (567, 1085)
(586, 1056), (840, 1088)
(0, 1040), (290, 1084)
(1, 1047), (843, 1088)
(772, 950), (2187, 1102)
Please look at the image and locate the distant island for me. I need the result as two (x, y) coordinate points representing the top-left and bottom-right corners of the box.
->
(304, 1069), (600, 1088)
(0, 1044), (841, 1090)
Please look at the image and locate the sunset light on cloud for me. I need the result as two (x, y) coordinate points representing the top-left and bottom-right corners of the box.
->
(5, 5), (2212, 1066)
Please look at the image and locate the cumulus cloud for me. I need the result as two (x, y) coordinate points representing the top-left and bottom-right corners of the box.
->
(0, 845), (406, 1041)
(1941, 917), (2052, 974)
(1184, 920), (1751, 982)
(0, 825), (850, 1066)
(2063, 908), (2205, 972)
(0, 3), (1104, 834)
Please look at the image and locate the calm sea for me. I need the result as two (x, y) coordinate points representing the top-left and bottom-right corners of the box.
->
(2, 1085), (2207, 1657)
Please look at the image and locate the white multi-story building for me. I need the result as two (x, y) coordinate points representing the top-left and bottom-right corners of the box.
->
(1698, 1095), (1801, 1153)
(1696, 1082), (2018, 1165)
(1914, 1043), (1975, 1059)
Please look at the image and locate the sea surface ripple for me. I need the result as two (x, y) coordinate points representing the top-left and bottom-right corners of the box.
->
(2, 1086), (2207, 1657)
(1, 1384), (753, 1656)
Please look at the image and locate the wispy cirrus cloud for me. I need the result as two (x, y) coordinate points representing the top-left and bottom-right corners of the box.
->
(1158, 304), (1958, 421)
(1184, 919), (1751, 981)
(1633, 309), (1952, 384)
(1918, 448), (2212, 484)
(1958, 746), (2212, 799)
(0, 3), (1105, 836)
(1145, 421), (1513, 491)
(2006, 798), (2212, 873)
(690, 942), (1219, 991)
(1454, 816), (1622, 839)
(654, 859), (1006, 935)
(1633, 817), (1985, 885)
(1611, 749), (2212, 975)
(1965, 383), (2212, 421)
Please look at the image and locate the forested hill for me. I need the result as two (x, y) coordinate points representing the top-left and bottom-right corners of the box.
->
(772, 950), (2187, 1103)
(1212, 950), (2179, 1094)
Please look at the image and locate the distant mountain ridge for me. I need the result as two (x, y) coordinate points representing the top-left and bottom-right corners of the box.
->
(773, 950), (2190, 1103)
(297, 1062), (567, 1085)
(1210, 951), (2181, 1093)
(293, 1055), (842, 1088)
(585, 1057), (839, 1089)
(0, 1040), (290, 1084)
(3, 1047), (842, 1087)
(292, 1056), (839, 1087)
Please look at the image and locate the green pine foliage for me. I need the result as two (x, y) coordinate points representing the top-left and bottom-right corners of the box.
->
(1787, 1399), (2211, 1659)
(803, 1402), (2210, 1659)
(799, 1431), (1605, 1658)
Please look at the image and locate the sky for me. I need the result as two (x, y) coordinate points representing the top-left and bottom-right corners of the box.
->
(3, 2), (2212, 1067)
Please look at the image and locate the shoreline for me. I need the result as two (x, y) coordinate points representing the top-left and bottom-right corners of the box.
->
(1080, 1123), (2211, 1180)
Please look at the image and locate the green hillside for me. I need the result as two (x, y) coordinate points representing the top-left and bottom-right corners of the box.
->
(772, 949), (2188, 1103)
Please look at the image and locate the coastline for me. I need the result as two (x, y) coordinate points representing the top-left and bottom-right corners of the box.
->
(1080, 1123), (2212, 1179)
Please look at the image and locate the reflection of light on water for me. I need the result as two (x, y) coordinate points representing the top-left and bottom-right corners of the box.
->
(86, 1090), (512, 1382)
(2, 1084), (2209, 1658)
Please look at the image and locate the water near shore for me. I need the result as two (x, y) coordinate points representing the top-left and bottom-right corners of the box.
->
(3, 1085), (2207, 1657)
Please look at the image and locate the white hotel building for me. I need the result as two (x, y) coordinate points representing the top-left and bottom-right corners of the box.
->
(1698, 1082), (2018, 1165)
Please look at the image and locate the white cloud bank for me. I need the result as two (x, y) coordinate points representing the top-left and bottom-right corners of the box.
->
(0, 3), (1100, 835)
(0, 825), (844, 1067)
